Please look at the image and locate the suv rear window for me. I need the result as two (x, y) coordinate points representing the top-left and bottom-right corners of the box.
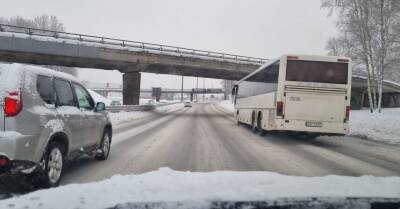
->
(286, 60), (348, 84)
(54, 78), (76, 107)
(37, 75), (55, 104)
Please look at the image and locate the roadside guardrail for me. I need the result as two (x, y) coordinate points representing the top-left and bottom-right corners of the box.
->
(106, 102), (181, 112)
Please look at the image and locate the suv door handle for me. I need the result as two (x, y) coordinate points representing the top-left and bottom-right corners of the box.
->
(62, 114), (71, 118)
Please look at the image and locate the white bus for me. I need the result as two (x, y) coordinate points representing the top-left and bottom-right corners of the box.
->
(232, 54), (352, 138)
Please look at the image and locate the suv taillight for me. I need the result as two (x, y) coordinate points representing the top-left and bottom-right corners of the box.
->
(345, 106), (350, 122)
(277, 101), (284, 117)
(4, 90), (23, 117)
(0, 156), (9, 167)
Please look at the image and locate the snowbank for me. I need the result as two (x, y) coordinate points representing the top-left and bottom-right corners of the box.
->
(141, 99), (182, 105)
(109, 111), (151, 125)
(349, 108), (400, 145)
(1, 168), (399, 209)
(109, 103), (183, 125)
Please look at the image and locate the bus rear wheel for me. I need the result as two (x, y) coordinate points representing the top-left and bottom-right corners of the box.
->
(236, 110), (241, 125)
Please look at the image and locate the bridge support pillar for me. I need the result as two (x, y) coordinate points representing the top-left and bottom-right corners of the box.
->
(123, 72), (141, 105)
(152, 87), (162, 102)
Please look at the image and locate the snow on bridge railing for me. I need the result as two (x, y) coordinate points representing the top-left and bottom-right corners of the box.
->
(0, 24), (268, 65)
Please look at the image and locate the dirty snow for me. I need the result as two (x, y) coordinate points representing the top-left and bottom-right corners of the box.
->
(44, 119), (64, 134)
(109, 111), (150, 125)
(217, 100), (400, 145)
(109, 103), (184, 125)
(0, 168), (399, 209)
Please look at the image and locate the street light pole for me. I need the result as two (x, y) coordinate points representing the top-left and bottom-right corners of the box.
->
(196, 77), (199, 101)
(181, 75), (184, 102)
(203, 78), (205, 102)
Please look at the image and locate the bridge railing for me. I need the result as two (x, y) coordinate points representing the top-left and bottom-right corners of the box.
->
(0, 24), (268, 65)
(106, 104), (156, 112)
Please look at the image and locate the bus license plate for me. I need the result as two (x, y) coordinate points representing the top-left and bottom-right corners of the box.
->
(305, 122), (322, 127)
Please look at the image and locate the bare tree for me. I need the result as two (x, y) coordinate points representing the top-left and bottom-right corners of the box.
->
(323, 0), (376, 112)
(325, 34), (356, 57)
(372, 0), (400, 112)
(0, 15), (77, 76)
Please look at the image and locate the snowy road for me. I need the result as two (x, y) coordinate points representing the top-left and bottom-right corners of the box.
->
(61, 103), (400, 185)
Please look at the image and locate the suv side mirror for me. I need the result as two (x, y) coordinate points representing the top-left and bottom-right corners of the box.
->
(95, 102), (106, 112)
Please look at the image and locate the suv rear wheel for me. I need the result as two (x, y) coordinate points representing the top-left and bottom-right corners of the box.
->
(35, 142), (64, 188)
(95, 131), (111, 161)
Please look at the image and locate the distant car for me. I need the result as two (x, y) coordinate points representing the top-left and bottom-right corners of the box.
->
(147, 100), (156, 105)
(0, 64), (112, 187)
(184, 102), (192, 107)
(110, 100), (122, 106)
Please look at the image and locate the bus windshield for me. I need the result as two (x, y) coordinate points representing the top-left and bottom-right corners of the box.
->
(286, 60), (348, 84)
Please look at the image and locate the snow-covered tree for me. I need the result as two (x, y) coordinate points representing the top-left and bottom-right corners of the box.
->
(322, 0), (400, 112)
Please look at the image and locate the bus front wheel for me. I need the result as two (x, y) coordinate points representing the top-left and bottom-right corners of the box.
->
(251, 112), (258, 133)
(257, 112), (267, 136)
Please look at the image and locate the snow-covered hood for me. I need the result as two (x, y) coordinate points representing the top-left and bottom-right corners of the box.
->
(1, 168), (399, 209)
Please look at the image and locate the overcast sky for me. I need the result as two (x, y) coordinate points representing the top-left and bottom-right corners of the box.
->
(1, 0), (337, 89)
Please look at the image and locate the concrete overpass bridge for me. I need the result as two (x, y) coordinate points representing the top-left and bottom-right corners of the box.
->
(0, 24), (265, 104)
(94, 88), (223, 94)
(351, 74), (400, 109)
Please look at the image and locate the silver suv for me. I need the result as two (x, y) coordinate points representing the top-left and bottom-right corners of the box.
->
(0, 64), (112, 187)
